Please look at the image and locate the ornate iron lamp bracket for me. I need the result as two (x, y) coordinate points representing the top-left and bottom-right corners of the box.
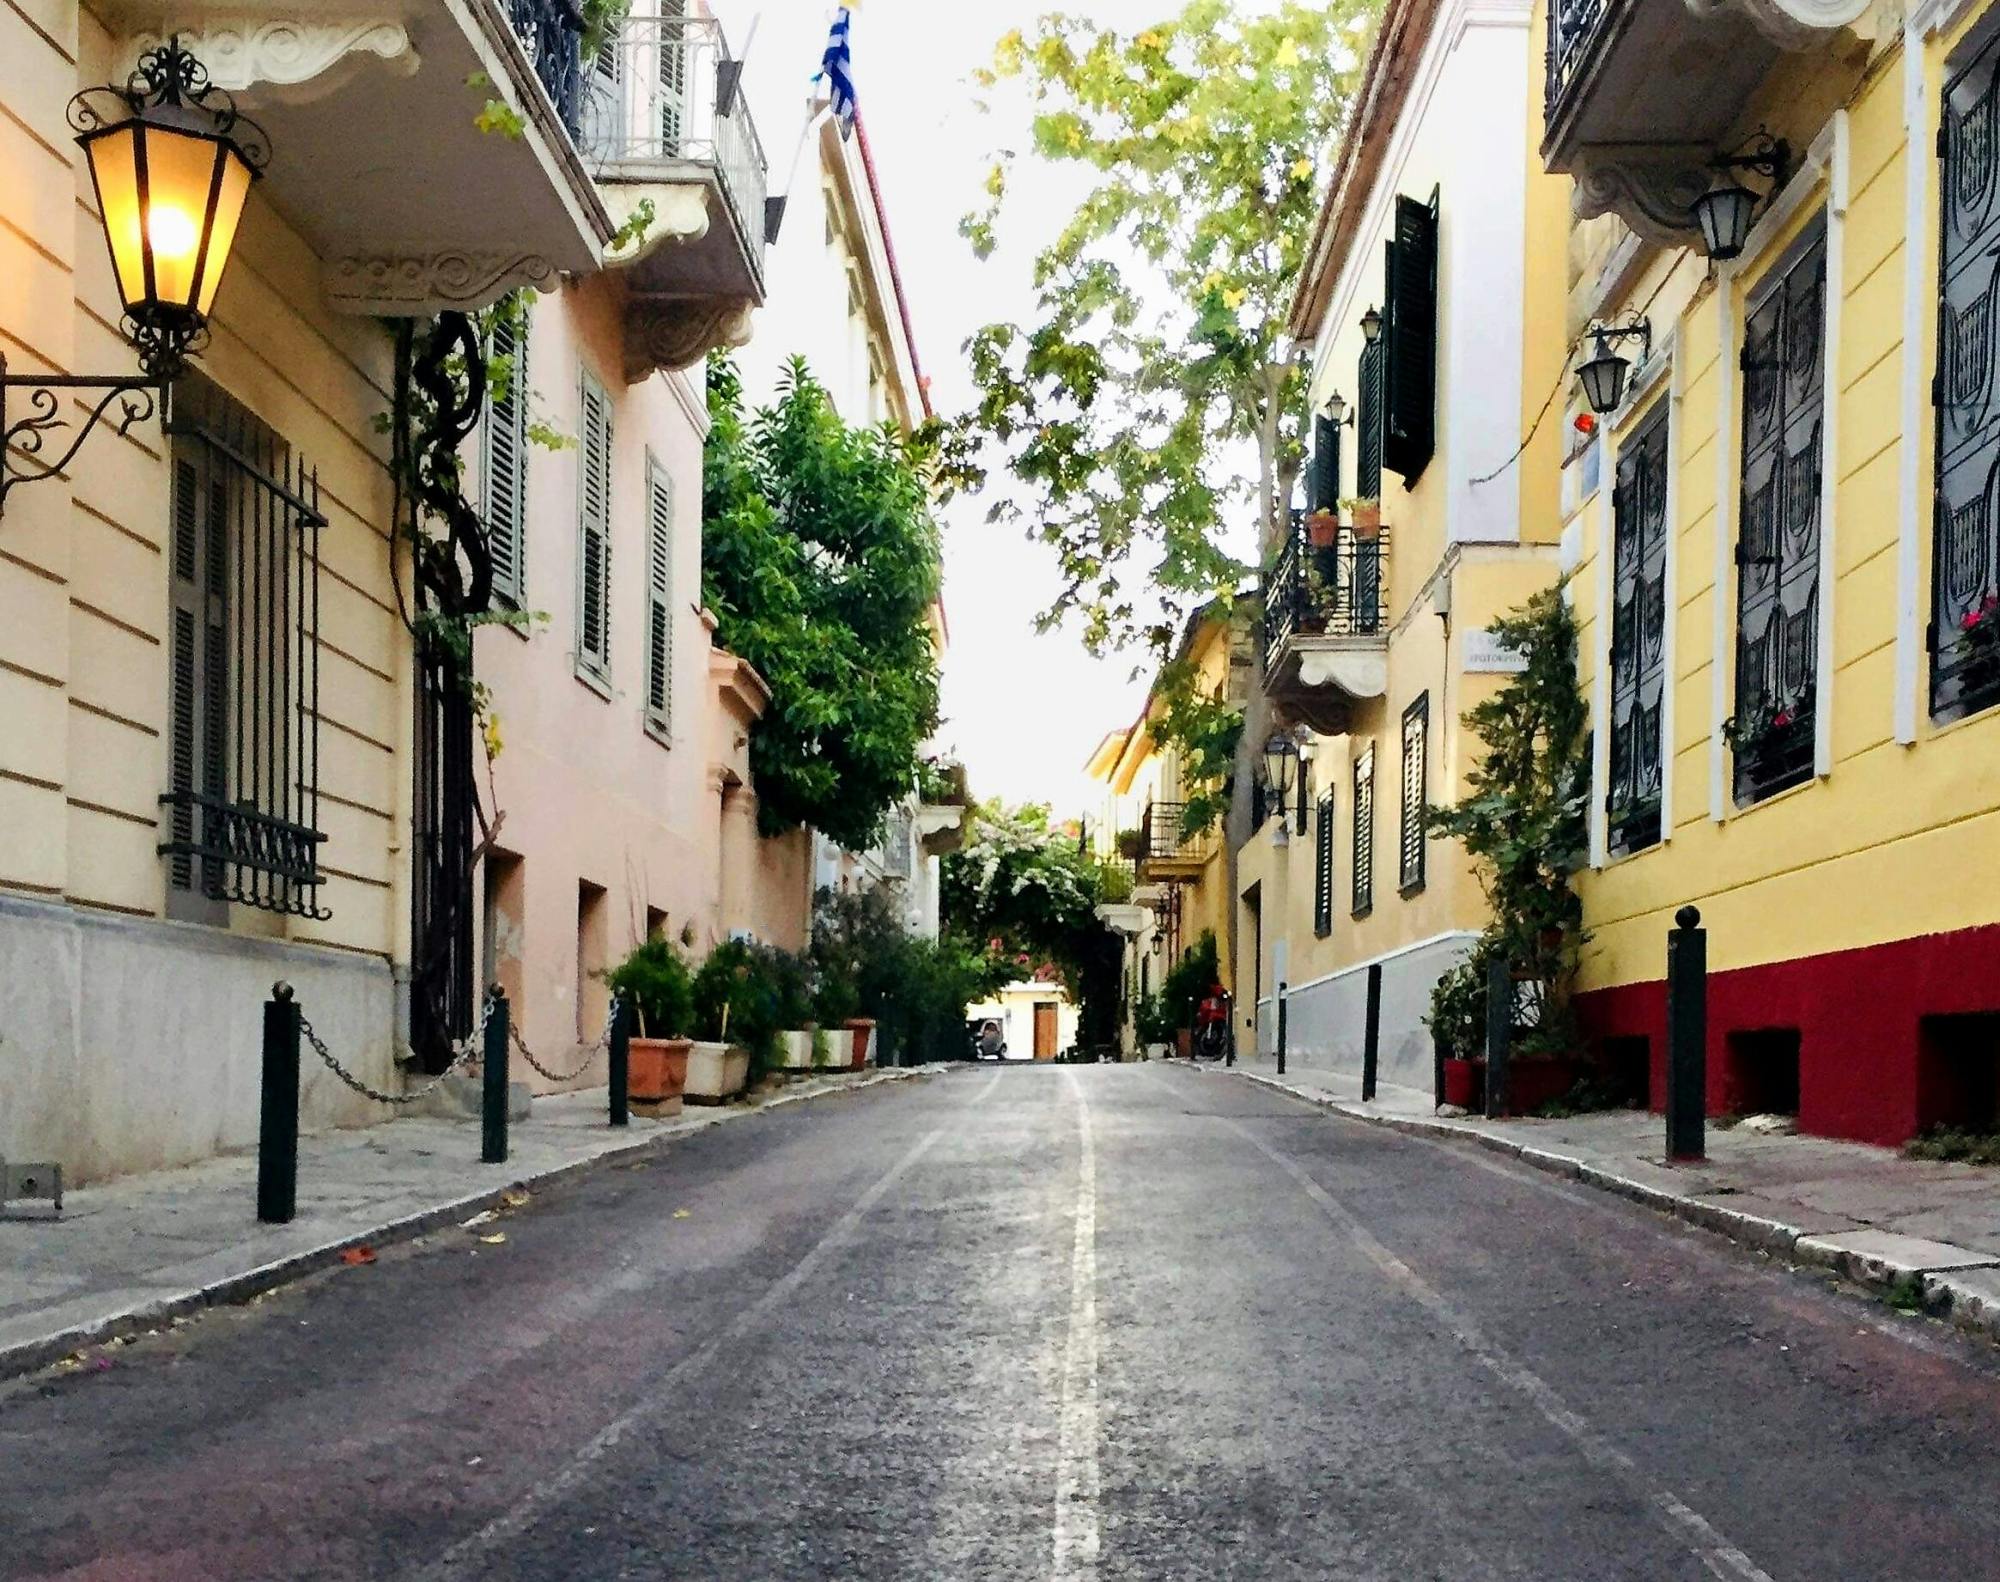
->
(0, 353), (162, 516)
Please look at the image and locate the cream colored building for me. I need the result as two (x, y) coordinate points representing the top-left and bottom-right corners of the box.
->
(0, 1), (799, 1177)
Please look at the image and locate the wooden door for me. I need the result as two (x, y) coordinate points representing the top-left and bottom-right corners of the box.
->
(1034, 1003), (1059, 1061)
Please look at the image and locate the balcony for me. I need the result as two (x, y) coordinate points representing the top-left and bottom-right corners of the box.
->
(576, 10), (770, 381)
(1261, 515), (1389, 736)
(1542, 0), (1867, 244)
(1137, 802), (1213, 883)
(104, 0), (614, 314)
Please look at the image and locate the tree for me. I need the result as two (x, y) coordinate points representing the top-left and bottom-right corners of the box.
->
(703, 356), (943, 851)
(951, 0), (1373, 655)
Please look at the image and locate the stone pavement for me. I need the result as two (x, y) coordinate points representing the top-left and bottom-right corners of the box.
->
(1217, 1056), (2000, 1344)
(0, 1067), (936, 1380)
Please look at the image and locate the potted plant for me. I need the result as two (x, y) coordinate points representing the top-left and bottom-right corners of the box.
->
(1959, 592), (2000, 697)
(1426, 959), (1487, 1110)
(1134, 991), (1176, 1060)
(1115, 827), (1146, 861)
(1306, 507), (1340, 548)
(1343, 496), (1382, 538)
(605, 938), (695, 1116)
(692, 939), (795, 1089)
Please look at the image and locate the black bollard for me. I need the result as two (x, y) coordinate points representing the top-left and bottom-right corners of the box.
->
(1666, 905), (1707, 1162)
(608, 996), (631, 1129)
(258, 982), (301, 1224)
(1484, 953), (1511, 1120)
(1276, 981), (1289, 1077)
(482, 985), (510, 1165)
(1362, 963), (1383, 1102)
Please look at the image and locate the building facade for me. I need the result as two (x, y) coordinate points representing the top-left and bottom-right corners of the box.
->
(1546, 0), (2000, 1144)
(1235, 0), (1569, 1088)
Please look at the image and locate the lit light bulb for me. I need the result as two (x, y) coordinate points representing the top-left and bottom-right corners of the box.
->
(148, 204), (199, 259)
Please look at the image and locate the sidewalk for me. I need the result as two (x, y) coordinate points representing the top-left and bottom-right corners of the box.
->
(0, 1067), (937, 1381)
(1219, 1057), (2000, 1345)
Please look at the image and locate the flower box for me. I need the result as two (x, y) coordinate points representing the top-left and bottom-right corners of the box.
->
(683, 1040), (750, 1104)
(629, 1036), (690, 1117)
(842, 1016), (876, 1071)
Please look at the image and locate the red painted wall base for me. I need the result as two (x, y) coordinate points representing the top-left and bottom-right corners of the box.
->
(1576, 922), (2000, 1148)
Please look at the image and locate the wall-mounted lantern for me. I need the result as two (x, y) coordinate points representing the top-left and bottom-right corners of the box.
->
(1325, 389), (1351, 429)
(1261, 730), (1300, 804)
(1691, 133), (1789, 263)
(1359, 304), (1384, 346)
(1, 38), (267, 515)
(1576, 318), (1653, 416)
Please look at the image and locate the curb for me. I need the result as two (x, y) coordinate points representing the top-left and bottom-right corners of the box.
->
(1224, 1067), (2000, 1349)
(0, 1066), (939, 1384)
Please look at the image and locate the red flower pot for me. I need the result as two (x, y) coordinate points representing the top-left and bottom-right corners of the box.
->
(1443, 1056), (1483, 1110)
(843, 1016), (876, 1071)
(1306, 510), (1339, 548)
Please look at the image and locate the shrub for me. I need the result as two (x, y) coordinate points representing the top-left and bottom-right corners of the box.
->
(1133, 992), (1177, 1046)
(604, 938), (695, 1041)
(1158, 930), (1221, 1035)
(693, 939), (814, 1078)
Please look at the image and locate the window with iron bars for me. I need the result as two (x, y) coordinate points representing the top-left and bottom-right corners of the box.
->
(160, 373), (327, 921)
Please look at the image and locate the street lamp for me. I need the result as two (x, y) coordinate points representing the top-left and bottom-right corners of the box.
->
(1326, 389), (1350, 428)
(1690, 133), (1788, 263)
(1575, 319), (1652, 417)
(1360, 304), (1383, 346)
(2, 38), (267, 515)
(1262, 731), (1299, 805)
(1295, 732), (1317, 835)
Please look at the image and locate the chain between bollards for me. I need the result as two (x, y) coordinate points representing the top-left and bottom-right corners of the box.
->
(1666, 905), (1707, 1162)
(482, 985), (510, 1165)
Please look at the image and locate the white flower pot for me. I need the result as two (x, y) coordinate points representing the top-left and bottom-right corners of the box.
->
(684, 1041), (750, 1103)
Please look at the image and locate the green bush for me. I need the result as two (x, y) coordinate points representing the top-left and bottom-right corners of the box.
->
(1133, 991), (1177, 1046)
(605, 937), (696, 1040)
(1158, 931), (1221, 1035)
(693, 939), (814, 1078)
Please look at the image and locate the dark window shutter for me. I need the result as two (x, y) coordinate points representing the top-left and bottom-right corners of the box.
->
(483, 313), (529, 606)
(1383, 191), (1438, 484)
(1310, 413), (1341, 512)
(1356, 341), (1385, 500)
(1313, 790), (1335, 936)
(1399, 694), (1429, 892)
(1351, 749), (1374, 916)
(577, 371), (613, 679)
(167, 453), (232, 900)
(645, 459), (673, 733)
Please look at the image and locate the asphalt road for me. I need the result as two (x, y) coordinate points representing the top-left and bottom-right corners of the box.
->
(6, 1063), (2000, 1581)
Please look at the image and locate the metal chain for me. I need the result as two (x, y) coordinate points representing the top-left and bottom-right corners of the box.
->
(508, 994), (622, 1085)
(299, 997), (492, 1107)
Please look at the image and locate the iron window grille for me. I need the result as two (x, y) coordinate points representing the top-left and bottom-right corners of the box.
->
(576, 369), (614, 685)
(1399, 694), (1429, 894)
(1313, 789), (1335, 937)
(1607, 402), (1669, 856)
(159, 373), (327, 920)
(1731, 216), (1826, 806)
(480, 310), (529, 608)
(1933, 33), (2000, 722)
(1351, 747), (1375, 917)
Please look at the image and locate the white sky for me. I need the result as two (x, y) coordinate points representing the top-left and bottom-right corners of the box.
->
(714, 0), (1175, 815)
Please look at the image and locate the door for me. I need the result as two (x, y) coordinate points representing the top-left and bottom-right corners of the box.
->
(1034, 1003), (1059, 1061)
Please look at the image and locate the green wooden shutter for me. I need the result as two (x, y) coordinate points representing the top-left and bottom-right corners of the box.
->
(166, 450), (230, 903)
(1399, 693), (1429, 892)
(1313, 790), (1335, 936)
(577, 371), (613, 681)
(1356, 340), (1385, 500)
(1383, 191), (1438, 484)
(1310, 413), (1341, 511)
(482, 313), (529, 606)
(645, 457), (673, 735)
(1351, 748), (1374, 916)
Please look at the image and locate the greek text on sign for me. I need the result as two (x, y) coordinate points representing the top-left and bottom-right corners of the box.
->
(1464, 630), (1528, 674)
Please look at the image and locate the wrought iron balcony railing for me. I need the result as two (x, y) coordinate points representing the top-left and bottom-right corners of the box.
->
(1138, 802), (1212, 870)
(1261, 514), (1389, 679)
(509, 0), (588, 137)
(577, 11), (770, 286)
(1544, 0), (1606, 129)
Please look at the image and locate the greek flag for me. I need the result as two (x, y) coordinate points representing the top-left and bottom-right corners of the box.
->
(819, 6), (857, 138)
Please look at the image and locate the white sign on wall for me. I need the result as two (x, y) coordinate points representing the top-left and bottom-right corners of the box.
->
(1463, 629), (1529, 675)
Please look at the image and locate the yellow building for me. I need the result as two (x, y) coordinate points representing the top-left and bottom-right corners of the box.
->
(1085, 601), (1247, 1054)
(1235, 0), (1569, 1087)
(1544, 0), (2000, 1145)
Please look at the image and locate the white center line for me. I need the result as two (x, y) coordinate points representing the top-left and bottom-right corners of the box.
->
(423, 1071), (1002, 1580)
(1052, 1069), (1101, 1582)
(1218, 1106), (1775, 1582)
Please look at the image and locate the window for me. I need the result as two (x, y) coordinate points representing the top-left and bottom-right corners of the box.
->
(1933, 33), (2000, 720)
(576, 369), (614, 685)
(1309, 411), (1341, 512)
(1399, 694), (1429, 893)
(1382, 190), (1439, 484)
(1732, 216), (1825, 806)
(1356, 339), (1384, 500)
(481, 309), (529, 607)
(1312, 789), (1335, 937)
(162, 374), (327, 922)
(1351, 748), (1375, 916)
(1608, 403), (1669, 856)
(644, 454), (673, 739)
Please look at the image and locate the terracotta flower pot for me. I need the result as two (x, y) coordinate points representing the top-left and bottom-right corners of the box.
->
(1443, 1056), (1484, 1111)
(1350, 501), (1382, 538)
(629, 1036), (691, 1116)
(843, 1016), (876, 1071)
(1306, 509), (1339, 548)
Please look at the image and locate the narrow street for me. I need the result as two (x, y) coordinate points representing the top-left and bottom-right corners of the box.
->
(6, 1065), (2000, 1581)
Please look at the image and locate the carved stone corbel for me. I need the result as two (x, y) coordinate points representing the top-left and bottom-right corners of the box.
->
(120, 20), (417, 103)
(622, 297), (755, 384)
(1572, 155), (1716, 246)
(1683, 0), (1871, 50)
(322, 252), (559, 316)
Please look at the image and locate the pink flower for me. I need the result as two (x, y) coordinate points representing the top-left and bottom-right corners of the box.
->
(1771, 710), (1792, 729)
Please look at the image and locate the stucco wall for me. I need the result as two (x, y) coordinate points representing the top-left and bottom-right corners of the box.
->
(1255, 929), (1475, 1089)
